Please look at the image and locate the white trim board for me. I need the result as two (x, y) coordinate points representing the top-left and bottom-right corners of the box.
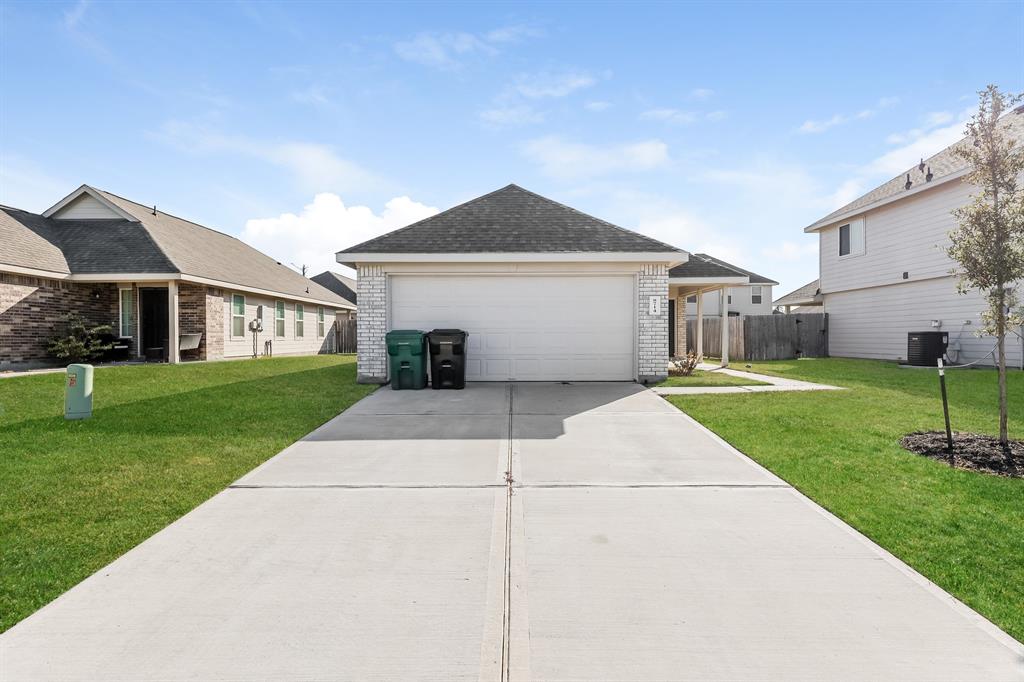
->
(42, 185), (139, 222)
(338, 251), (687, 267)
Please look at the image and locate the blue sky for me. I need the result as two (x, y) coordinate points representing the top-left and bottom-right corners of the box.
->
(2, 1), (1022, 295)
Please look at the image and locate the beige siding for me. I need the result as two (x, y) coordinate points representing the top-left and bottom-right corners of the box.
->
(819, 180), (973, 295)
(825, 276), (1023, 367)
(221, 291), (338, 358)
(51, 194), (122, 220)
(685, 285), (774, 317)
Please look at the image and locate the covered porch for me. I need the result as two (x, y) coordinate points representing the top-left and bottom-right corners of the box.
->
(667, 259), (751, 367)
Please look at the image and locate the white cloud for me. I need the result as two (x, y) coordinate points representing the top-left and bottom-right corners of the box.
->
(0, 154), (72, 213)
(760, 240), (818, 262)
(290, 85), (330, 106)
(394, 25), (539, 69)
(393, 32), (492, 69)
(706, 110), (728, 122)
(690, 88), (714, 101)
(485, 24), (543, 44)
(798, 96), (899, 134)
(864, 108), (970, 177)
(585, 100), (611, 112)
(522, 136), (670, 180)
(479, 105), (544, 128)
(242, 193), (439, 276)
(512, 71), (596, 98)
(156, 120), (379, 193)
(640, 108), (697, 125)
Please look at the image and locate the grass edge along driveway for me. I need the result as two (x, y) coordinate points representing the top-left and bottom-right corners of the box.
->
(665, 357), (1024, 644)
(0, 355), (374, 633)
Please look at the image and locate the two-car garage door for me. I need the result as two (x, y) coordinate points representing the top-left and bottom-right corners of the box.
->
(390, 275), (635, 381)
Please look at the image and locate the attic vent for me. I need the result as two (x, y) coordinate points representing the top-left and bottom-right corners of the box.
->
(904, 174), (913, 191)
(926, 167), (933, 182)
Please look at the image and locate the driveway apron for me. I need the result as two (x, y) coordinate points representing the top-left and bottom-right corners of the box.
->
(2, 382), (1022, 681)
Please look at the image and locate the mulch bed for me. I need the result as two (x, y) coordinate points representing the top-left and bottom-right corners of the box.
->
(901, 431), (1024, 478)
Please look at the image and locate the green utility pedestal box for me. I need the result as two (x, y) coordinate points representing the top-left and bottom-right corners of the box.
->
(386, 330), (427, 390)
(65, 363), (94, 420)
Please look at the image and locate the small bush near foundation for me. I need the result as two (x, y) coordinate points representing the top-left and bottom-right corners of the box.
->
(669, 352), (699, 377)
(47, 313), (113, 365)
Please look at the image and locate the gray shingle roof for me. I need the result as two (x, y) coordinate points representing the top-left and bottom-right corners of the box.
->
(93, 189), (350, 306)
(773, 279), (822, 307)
(339, 184), (684, 255)
(311, 271), (357, 305)
(669, 253), (777, 285)
(805, 106), (1024, 232)
(0, 207), (70, 274)
(1, 188), (352, 308)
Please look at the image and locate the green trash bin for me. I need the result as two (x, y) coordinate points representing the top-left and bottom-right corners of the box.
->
(386, 330), (427, 390)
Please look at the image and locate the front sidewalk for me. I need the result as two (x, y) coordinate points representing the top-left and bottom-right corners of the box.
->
(653, 362), (844, 395)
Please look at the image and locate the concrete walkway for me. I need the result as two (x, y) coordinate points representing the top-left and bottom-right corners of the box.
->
(653, 362), (844, 395)
(2, 383), (1021, 680)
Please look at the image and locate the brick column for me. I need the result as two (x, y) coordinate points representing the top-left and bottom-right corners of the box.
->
(673, 294), (688, 356)
(356, 265), (388, 384)
(637, 264), (669, 383)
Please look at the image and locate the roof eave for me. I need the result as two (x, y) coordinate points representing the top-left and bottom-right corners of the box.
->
(668, 276), (749, 285)
(803, 168), (970, 233)
(338, 251), (688, 269)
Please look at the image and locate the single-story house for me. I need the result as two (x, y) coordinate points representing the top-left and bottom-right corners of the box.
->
(310, 271), (358, 321)
(337, 184), (751, 384)
(672, 254), (778, 318)
(773, 279), (823, 314)
(1, 185), (355, 370)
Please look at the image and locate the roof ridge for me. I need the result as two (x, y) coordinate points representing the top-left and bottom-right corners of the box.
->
(339, 184), (518, 253)
(91, 187), (249, 244)
(506, 184), (684, 252)
(340, 184), (684, 254)
(85, 188), (181, 273)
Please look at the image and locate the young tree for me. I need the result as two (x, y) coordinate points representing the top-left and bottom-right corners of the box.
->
(948, 85), (1024, 446)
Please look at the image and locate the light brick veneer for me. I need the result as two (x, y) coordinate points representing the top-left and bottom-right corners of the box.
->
(637, 264), (669, 383)
(356, 265), (387, 383)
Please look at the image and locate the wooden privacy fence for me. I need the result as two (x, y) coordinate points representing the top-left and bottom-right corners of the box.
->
(686, 313), (828, 361)
(333, 318), (357, 353)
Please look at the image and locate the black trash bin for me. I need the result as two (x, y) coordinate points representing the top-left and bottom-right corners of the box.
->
(427, 329), (468, 390)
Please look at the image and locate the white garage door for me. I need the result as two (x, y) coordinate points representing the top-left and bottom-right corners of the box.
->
(390, 275), (635, 381)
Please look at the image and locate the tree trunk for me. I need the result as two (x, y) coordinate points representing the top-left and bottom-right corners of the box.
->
(998, 322), (1009, 446)
(997, 287), (1009, 446)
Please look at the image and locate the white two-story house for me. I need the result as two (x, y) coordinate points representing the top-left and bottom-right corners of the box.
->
(680, 254), (778, 318)
(803, 105), (1024, 368)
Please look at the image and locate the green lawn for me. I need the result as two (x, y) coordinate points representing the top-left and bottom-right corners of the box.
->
(0, 355), (374, 632)
(665, 357), (1024, 643)
(657, 370), (770, 387)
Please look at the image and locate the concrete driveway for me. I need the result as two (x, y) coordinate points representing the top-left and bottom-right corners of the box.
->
(2, 383), (1022, 681)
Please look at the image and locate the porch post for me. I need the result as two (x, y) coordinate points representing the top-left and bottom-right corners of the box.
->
(168, 280), (180, 364)
(720, 287), (729, 367)
(695, 290), (704, 361)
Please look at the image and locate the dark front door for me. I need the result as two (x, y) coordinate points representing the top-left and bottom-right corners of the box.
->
(140, 288), (169, 360)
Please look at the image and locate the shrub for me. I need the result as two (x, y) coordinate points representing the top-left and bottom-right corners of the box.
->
(47, 313), (114, 365)
(669, 352), (700, 376)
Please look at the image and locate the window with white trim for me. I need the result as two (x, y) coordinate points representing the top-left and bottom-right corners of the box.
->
(317, 306), (325, 337)
(751, 286), (763, 305)
(118, 288), (133, 338)
(275, 301), (285, 337)
(839, 219), (865, 257)
(295, 303), (304, 338)
(231, 294), (245, 337)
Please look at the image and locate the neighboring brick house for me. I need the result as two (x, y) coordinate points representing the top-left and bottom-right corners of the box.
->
(1, 185), (355, 370)
(310, 270), (358, 324)
(336, 184), (747, 384)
